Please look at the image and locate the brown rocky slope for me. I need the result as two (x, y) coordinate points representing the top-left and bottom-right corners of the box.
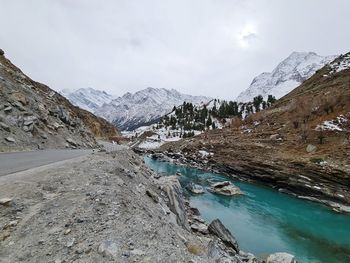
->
(159, 53), (350, 212)
(0, 49), (119, 151)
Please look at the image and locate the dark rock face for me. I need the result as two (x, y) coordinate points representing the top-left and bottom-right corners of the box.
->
(208, 219), (239, 254)
(0, 49), (4, 56)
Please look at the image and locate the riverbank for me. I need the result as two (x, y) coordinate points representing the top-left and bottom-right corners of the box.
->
(143, 148), (350, 214)
(0, 149), (269, 262)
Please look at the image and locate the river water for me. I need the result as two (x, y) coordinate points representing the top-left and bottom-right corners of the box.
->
(144, 157), (350, 263)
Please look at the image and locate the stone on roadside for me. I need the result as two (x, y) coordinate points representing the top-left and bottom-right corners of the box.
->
(66, 138), (77, 147)
(5, 137), (15, 143)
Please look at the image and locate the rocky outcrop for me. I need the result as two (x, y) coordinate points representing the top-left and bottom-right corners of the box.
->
(0, 50), (119, 151)
(208, 181), (242, 196)
(266, 252), (298, 263)
(158, 176), (189, 230)
(208, 219), (239, 254)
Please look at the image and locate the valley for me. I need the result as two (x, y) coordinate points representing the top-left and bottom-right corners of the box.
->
(1, 47), (350, 263)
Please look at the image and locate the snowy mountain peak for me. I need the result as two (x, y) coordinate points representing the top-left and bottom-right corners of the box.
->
(95, 88), (211, 131)
(237, 52), (337, 102)
(60, 88), (114, 113)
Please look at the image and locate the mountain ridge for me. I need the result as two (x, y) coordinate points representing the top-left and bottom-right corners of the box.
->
(237, 51), (337, 102)
(95, 87), (212, 131)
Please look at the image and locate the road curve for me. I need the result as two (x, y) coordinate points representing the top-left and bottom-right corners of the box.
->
(0, 149), (92, 176)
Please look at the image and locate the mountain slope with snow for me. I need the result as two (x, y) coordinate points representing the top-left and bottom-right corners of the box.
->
(95, 87), (211, 131)
(60, 88), (114, 113)
(236, 52), (337, 102)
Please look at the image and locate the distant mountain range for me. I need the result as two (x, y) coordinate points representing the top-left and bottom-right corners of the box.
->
(60, 88), (114, 113)
(61, 51), (339, 131)
(62, 87), (211, 131)
(236, 52), (337, 102)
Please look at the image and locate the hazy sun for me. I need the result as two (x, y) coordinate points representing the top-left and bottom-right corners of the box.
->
(238, 24), (257, 48)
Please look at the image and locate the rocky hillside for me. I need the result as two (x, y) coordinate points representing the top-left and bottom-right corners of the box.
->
(237, 51), (337, 102)
(95, 87), (211, 131)
(160, 52), (350, 212)
(0, 49), (119, 152)
(60, 87), (114, 113)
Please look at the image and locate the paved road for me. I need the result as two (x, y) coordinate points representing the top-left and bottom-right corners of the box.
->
(0, 149), (92, 176)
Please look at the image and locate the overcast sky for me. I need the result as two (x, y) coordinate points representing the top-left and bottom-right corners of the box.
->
(1, 0), (349, 99)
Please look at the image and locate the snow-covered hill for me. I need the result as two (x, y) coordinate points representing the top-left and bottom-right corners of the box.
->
(236, 52), (337, 102)
(95, 87), (211, 131)
(60, 88), (114, 113)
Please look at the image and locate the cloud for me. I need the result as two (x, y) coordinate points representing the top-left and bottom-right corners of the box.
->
(0, 0), (349, 100)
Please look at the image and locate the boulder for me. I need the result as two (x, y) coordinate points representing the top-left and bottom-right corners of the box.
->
(266, 252), (298, 263)
(158, 176), (189, 230)
(0, 198), (12, 206)
(66, 138), (78, 147)
(98, 240), (119, 259)
(5, 137), (15, 143)
(0, 49), (4, 56)
(186, 182), (205, 194)
(0, 122), (10, 132)
(11, 92), (28, 106)
(306, 144), (317, 153)
(190, 223), (209, 234)
(208, 181), (242, 196)
(145, 189), (159, 203)
(208, 219), (239, 253)
(4, 106), (12, 113)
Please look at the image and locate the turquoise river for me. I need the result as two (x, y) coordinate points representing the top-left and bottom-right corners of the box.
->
(144, 157), (350, 263)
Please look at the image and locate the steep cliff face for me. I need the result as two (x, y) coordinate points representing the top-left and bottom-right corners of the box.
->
(0, 50), (119, 151)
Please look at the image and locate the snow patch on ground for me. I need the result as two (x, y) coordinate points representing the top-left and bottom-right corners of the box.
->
(316, 115), (348, 131)
(329, 53), (350, 74)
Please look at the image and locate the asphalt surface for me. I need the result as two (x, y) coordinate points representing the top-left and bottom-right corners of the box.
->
(0, 149), (93, 176)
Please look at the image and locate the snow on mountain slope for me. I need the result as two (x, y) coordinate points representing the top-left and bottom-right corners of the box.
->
(95, 87), (211, 131)
(236, 52), (337, 102)
(60, 88), (114, 113)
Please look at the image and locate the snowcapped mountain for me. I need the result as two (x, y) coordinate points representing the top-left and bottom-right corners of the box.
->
(60, 88), (114, 113)
(236, 52), (337, 102)
(95, 87), (211, 131)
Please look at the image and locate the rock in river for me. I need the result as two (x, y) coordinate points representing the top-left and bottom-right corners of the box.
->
(208, 181), (242, 196)
(208, 219), (239, 253)
(186, 182), (205, 194)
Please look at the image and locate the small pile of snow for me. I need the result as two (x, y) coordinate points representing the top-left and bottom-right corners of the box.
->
(316, 115), (348, 131)
(329, 53), (350, 74)
(138, 140), (164, 150)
